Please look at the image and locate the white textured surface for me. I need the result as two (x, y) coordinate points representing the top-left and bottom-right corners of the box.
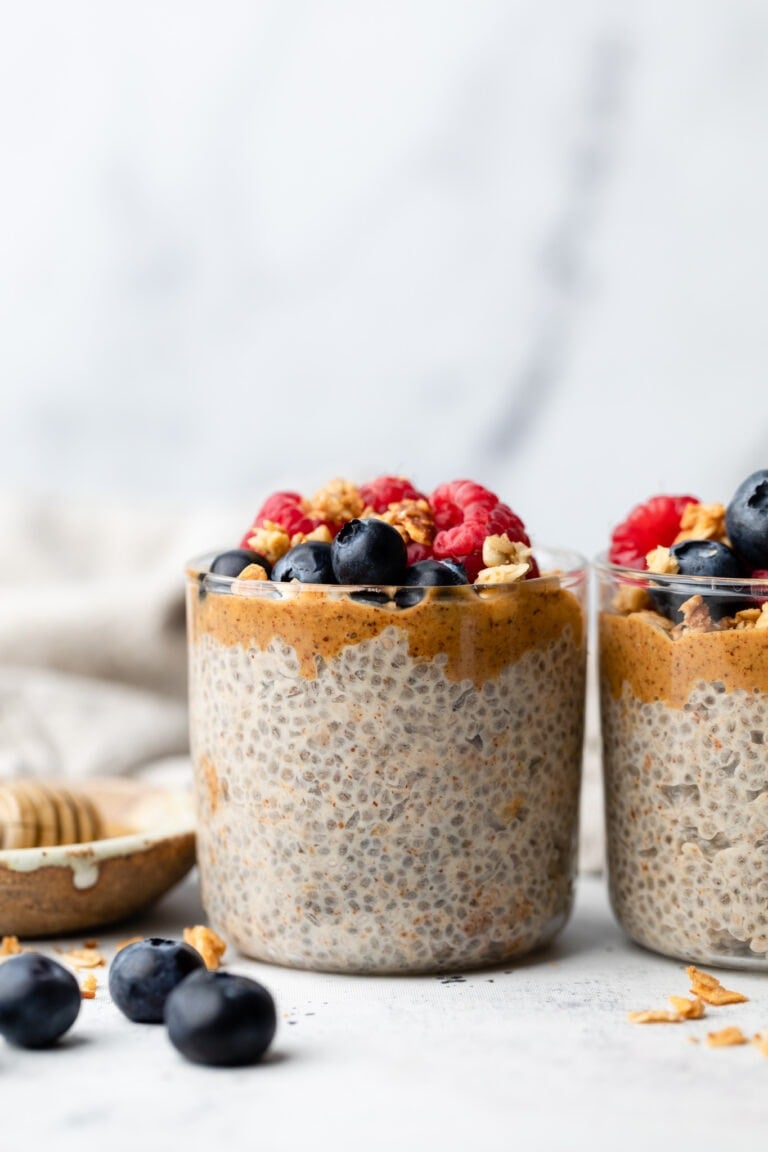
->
(3, 873), (767, 1151)
(1, 2), (768, 560)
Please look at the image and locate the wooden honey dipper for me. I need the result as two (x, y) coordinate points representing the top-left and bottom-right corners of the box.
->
(0, 780), (104, 850)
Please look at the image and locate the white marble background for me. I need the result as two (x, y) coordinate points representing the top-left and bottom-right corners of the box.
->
(1, 0), (767, 560)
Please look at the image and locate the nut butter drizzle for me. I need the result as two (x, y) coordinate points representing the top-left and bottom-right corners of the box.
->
(191, 578), (585, 687)
(600, 612), (768, 708)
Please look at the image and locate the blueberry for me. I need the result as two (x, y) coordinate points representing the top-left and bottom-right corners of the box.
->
(164, 970), (277, 1067)
(650, 539), (747, 622)
(348, 589), (392, 606)
(108, 937), (205, 1023)
(395, 558), (469, 608)
(271, 542), (336, 584)
(725, 469), (768, 570)
(436, 558), (469, 583)
(210, 549), (272, 578)
(330, 519), (407, 585)
(405, 559), (468, 586)
(0, 953), (81, 1048)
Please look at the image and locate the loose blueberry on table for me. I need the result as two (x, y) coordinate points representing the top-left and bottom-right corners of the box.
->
(164, 970), (277, 1067)
(0, 953), (81, 1048)
(108, 937), (205, 1023)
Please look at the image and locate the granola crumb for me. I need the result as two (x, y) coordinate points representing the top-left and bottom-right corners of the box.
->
(632, 609), (674, 634)
(183, 925), (227, 970)
(627, 1008), (686, 1024)
(81, 973), (98, 1000)
(686, 965), (748, 1005)
(646, 546), (679, 575)
(62, 945), (106, 970)
(706, 1026), (748, 1048)
(627, 993), (705, 1025)
(365, 498), (436, 548)
(732, 608), (763, 630)
(305, 478), (364, 525)
(476, 536), (533, 585)
(668, 995), (705, 1020)
(244, 521), (292, 564)
(612, 584), (651, 615)
(481, 535), (531, 569)
(237, 563), (269, 581)
(673, 502), (727, 545)
(752, 1031), (768, 1057)
(292, 525), (333, 547)
(0, 935), (22, 957)
(672, 595), (718, 636)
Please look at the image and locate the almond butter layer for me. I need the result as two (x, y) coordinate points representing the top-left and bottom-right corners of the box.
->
(600, 611), (768, 707)
(189, 578), (584, 686)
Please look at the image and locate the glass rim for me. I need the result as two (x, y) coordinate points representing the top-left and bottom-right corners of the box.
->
(593, 550), (768, 591)
(187, 544), (588, 597)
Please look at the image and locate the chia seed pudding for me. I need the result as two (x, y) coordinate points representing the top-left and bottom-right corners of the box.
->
(186, 552), (587, 973)
(597, 557), (768, 969)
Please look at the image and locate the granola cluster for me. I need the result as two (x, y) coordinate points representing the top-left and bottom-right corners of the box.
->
(627, 966), (768, 1054)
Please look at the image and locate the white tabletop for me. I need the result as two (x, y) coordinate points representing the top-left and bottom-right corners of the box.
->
(3, 872), (767, 1152)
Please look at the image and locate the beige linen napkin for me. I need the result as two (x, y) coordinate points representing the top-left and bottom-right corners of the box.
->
(0, 492), (245, 786)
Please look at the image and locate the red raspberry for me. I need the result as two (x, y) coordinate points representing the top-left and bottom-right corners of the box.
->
(405, 541), (433, 566)
(358, 475), (426, 512)
(431, 479), (498, 533)
(431, 480), (532, 582)
(240, 490), (323, 547)
(609, 494), (700, 568)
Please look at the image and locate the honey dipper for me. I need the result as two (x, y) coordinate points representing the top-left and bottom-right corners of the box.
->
(0, 780), (104, 850)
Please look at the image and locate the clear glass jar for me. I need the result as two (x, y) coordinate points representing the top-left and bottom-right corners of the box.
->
(596, 554), (768, 969)
(186, 548), (587, 973)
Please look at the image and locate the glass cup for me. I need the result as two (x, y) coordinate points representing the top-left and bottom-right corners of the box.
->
(186, 548), (587, 974)
(595, 554), (768, 969)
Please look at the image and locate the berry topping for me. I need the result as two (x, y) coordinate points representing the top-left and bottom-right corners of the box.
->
(358, 475), (427, 513)
(402, 559), (469, 587)
(108, 937), (205, 1024)
(437, 558), (469, 583)
(330, 518), (408, 585)
(239, 490), (338, 553)
(164, 970), (277, 1067)
(271, 542), (337, 584)
(431, 480), (531, 582)
(725, 469), (768, 571)
(650, 540), (747, 623)
(234, 475), (536, 587)
(394, 558), (469, 609)
(244, 491), (318, 542)
(0, 953), (81, 1049)
(210, 549), (272, 579)
(609, 494), (700, 569)
(671, 539), (744, 579)
(404, 541), (433, 566)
